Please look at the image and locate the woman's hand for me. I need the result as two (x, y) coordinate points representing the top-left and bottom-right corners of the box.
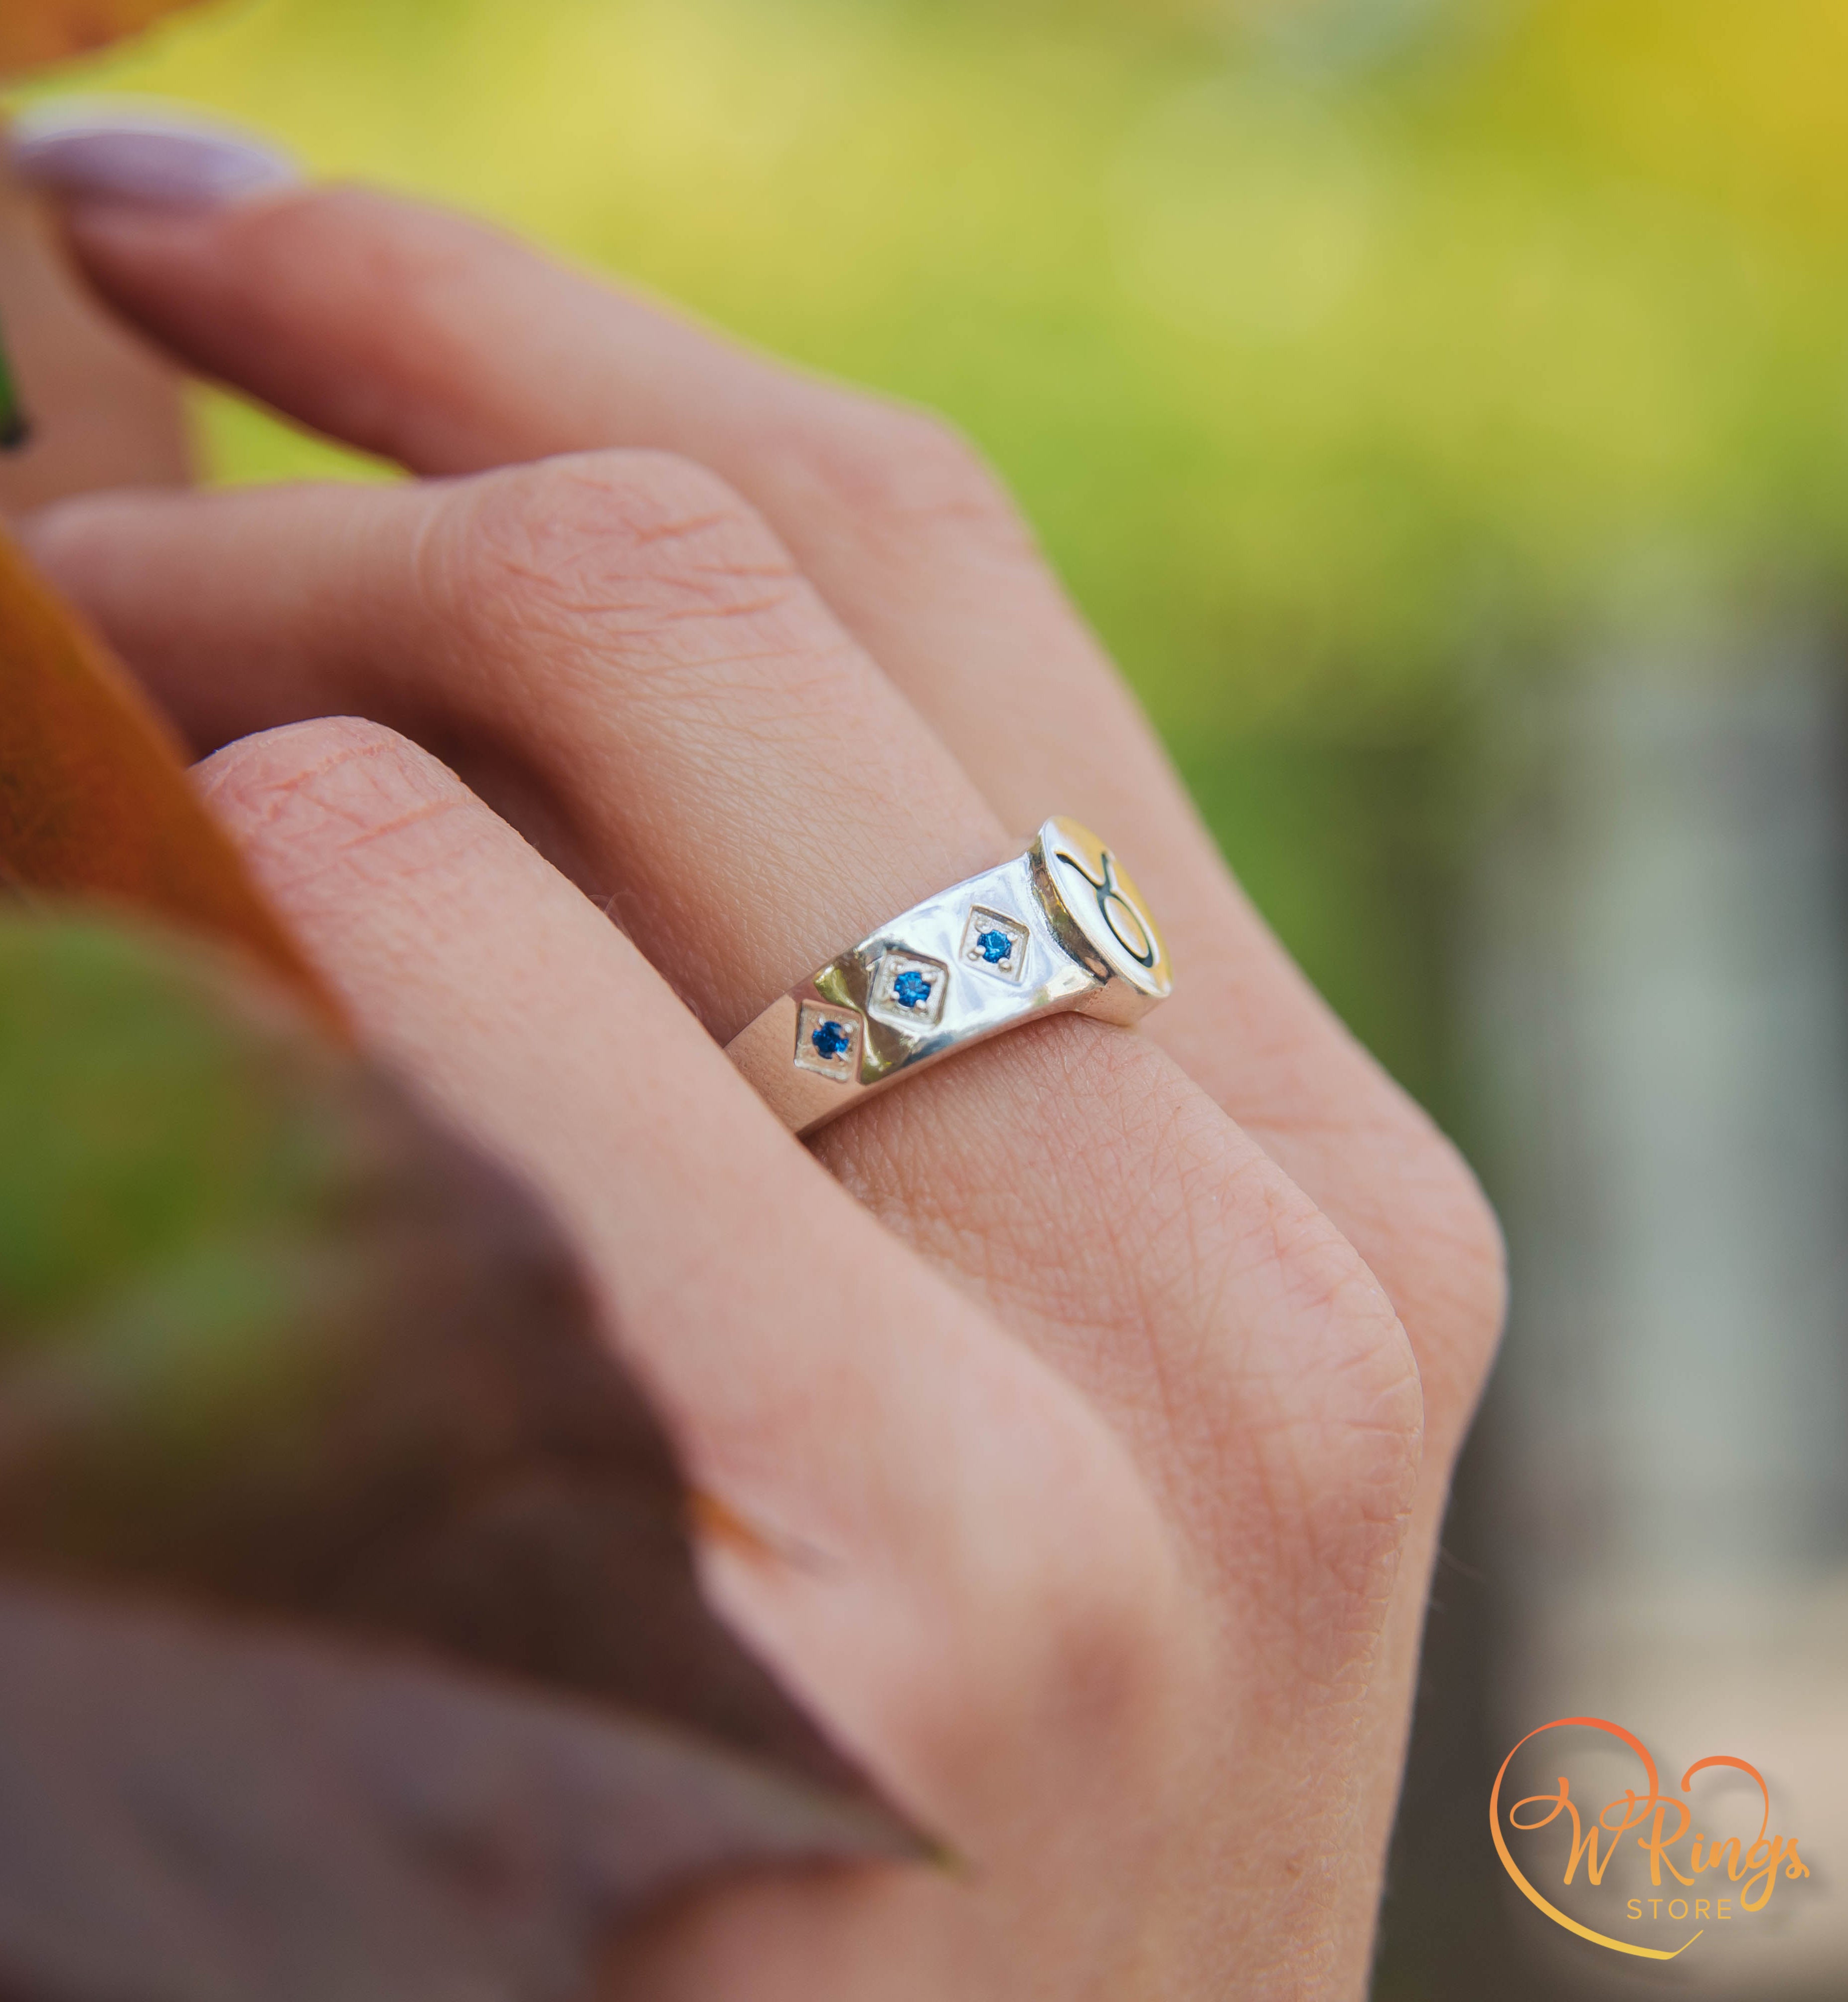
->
(19, 177), (1504, 2000)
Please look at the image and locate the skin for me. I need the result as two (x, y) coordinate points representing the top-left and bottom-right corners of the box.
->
(0, 140), (191, 510)
(12, 182), (1505, 2000)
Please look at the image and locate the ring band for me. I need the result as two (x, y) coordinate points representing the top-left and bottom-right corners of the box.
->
(726, 817), (1173, 1135)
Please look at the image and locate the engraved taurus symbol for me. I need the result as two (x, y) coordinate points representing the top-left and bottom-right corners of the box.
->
(1054, 842), (1157, 970)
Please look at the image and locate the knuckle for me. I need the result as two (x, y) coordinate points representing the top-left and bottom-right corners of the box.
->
(1151, 1108), (1424, 1656)
(1445, 1164), (1510, 1354)
(1229, 1303), (1424, 1694)
(435, 451), (812, 672)
(196, 716), (483, 902)
(798, 398), (1035, 555)
(1268, 1269), (1425, 1606)
(1111, 1050), (1430, 1506)
(1451, 1159), (1510, 1332)
(1297, 1375), (1426, 1606)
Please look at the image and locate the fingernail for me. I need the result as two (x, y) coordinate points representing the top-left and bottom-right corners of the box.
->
(7, 101), (299, 210)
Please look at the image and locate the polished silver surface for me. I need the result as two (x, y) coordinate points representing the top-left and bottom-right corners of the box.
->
(726, 816), (1172, 1135)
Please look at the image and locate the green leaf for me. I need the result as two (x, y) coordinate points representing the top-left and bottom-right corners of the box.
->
(0, 912), (919, 2001)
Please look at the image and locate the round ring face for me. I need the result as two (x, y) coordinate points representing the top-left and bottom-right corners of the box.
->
(1039, 817), (1173, 1000)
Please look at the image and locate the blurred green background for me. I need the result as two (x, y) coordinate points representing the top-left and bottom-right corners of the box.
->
(27, 0), (1848, 1125)
(14, 4), (1848, 1992)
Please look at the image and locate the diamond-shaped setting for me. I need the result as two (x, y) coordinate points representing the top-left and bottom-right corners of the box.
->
(794, 1001), (863, 1081)
(870, 950), (949, 1029)
(960, 906), (1029, 983)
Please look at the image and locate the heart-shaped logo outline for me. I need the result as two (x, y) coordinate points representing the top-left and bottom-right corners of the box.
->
(1489, 1714), (1793, 1961)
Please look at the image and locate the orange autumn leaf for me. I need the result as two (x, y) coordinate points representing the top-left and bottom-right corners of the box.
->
(0, 525), (345, 1032)
(0, 0), (210, 78)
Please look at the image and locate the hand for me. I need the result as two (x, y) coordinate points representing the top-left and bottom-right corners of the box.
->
(22, 181), (1504, 2000)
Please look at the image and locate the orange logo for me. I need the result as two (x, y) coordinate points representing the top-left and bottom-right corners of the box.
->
(1490, 1716), (1812, 1960)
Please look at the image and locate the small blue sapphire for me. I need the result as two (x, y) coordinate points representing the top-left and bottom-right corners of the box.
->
(811, 1018), (852, 1061)
(976, 928), (1012, 965)
(893, 969), (932, 1010)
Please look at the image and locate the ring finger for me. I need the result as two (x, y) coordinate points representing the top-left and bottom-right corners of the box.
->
(26, 459), (1420, 1592)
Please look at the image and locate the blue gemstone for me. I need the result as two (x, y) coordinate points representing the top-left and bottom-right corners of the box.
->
(893, 969), (932, 1010)
(976, 927), (1012, 965)
(811, 1019), (852, 1060)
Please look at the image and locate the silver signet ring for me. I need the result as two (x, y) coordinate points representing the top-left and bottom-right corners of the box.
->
(725, 817), (1173, 1136)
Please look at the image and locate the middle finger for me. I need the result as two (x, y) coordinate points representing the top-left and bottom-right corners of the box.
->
(38, 455), (1005, 1034)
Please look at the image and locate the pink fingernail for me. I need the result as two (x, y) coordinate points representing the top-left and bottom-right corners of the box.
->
(8, 102), (299, 210)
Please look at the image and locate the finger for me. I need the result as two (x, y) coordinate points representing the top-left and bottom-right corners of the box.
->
(29, 467), (1425, 1670)
(51, 187), (1204, 954)
(50, 182), (1503, 1439)
(190, 712), (1184, 1880)
(28, 460), (1009, 1041)
(189, 716), (1408, 2002)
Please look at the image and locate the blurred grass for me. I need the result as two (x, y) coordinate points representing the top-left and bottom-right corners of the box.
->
(13, 0), (1848, 1097)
